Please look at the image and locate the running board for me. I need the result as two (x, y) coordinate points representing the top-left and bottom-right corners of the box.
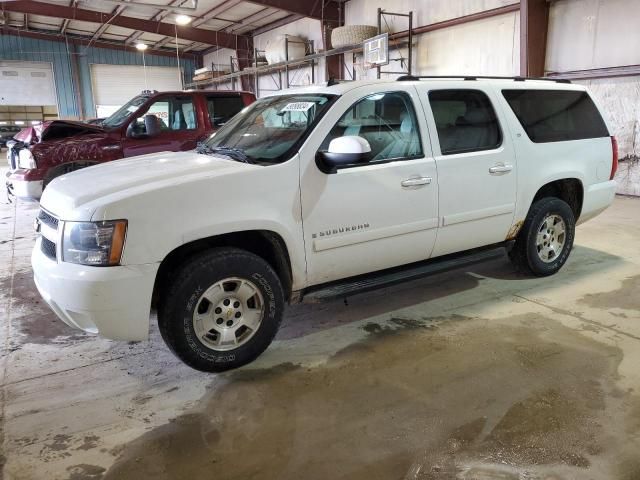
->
(301, 246), (507, 303)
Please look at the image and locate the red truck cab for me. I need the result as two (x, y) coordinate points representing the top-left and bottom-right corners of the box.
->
(6, 89), (255, 199)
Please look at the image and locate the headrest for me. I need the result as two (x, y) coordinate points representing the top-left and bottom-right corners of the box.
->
(464, 107), (492, 124)
(400, 114), (413, 134)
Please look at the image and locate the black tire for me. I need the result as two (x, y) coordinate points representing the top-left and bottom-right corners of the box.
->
(508, 197), (575, 276)
(158, 248), (285, 372)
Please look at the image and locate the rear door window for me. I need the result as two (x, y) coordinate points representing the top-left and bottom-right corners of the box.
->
(207, 96), (245, 127)
(502, 89), (609, 143)
(428, 89), (502, 155)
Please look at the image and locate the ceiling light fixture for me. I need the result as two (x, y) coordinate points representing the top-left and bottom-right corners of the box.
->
(135, 43), (148, 51)
(175, 14), (192, 26)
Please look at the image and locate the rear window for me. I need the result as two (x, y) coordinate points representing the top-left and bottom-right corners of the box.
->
(502, 89), (609, 143)
(207, 96), (245, 127)
(428, 89), (502, 155)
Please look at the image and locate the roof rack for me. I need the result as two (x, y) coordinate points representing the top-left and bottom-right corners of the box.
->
(396, 75), (571, 84)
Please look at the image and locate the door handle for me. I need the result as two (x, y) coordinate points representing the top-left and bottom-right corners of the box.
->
(489, 164), (513, 174)
(401, 176), (432, 187)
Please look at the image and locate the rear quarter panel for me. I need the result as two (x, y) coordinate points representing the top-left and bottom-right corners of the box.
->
(491, 83), (612, 224)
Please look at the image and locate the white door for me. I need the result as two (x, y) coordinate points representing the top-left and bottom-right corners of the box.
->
(0, 61), (56, 106)
(90, 64), (182, 116)
(299, 85), (439, 286)
(419, 85), (517, 257)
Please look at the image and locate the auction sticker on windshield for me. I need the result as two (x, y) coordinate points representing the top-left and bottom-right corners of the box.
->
(281, 102), (315, 112)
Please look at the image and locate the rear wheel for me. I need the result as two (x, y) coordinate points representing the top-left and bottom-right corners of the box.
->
(509, 197), (575, 276)
(158, 248), (285, 372)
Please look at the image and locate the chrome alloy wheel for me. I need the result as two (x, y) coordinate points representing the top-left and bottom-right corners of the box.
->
(192, 277), (265, 351)
(535, 214), (566, 263)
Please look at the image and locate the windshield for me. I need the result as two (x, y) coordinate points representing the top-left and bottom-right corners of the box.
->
(203, 93), (336, 164)
(102, 95), (149, 128)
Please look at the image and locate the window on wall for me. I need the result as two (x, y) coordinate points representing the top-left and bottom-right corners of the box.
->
(206, 96), (245, 127)
(428, 89), (502, 155)
(320, 91), (423, 162)
(502, 89), (609, 143)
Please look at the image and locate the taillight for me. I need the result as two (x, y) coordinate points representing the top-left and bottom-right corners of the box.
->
(610, 136), (618, 180)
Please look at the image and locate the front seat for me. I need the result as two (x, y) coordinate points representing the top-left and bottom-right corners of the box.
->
(451, 108), (498, 151)
(374, 113), (418, 160)
(172, 109), (187, 130)
(185, 109), (196, 129)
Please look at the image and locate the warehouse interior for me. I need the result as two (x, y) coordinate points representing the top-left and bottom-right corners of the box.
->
(1, 0), (640, 478)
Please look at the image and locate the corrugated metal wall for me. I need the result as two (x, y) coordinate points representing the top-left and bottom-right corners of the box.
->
(0, 34), (79, 118)
(546, 0), (640, 195)
(0, 33), (196, 120)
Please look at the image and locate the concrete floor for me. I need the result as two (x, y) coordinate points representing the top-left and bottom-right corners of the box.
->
(1, 174), (640, 479)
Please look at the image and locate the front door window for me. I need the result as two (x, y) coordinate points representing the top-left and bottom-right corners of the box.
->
(321, 91), (423, 163)
(129, 96), (197, 136)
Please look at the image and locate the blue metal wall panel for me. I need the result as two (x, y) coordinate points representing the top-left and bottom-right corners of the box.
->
(0, 34), (80, 118)
(0, 34), (196, 119)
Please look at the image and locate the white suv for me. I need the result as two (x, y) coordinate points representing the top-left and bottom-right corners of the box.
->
(32, 77), (618, 371)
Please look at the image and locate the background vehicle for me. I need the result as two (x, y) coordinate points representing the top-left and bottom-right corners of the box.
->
(6, 89), (255, 199)
(0, 125), (21, 148)
(32, 77), (617, 372)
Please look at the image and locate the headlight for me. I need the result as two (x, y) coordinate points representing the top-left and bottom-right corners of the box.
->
(62, 220), (127, 266)
(18, 148), (36, 169)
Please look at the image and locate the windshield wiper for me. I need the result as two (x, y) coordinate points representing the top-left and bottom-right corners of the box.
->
(197, 143), (254, 164)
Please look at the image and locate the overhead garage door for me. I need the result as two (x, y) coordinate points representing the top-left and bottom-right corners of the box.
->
(90, 64), (182, 117)
(0, 61), (57, 106)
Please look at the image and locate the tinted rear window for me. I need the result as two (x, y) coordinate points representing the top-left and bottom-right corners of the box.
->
(502, 90), (609, 143)
(207, 96), (245, 127)
(429, 89), (502, 155)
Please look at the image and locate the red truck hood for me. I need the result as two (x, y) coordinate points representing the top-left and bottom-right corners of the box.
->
(14, 120), (105, 144)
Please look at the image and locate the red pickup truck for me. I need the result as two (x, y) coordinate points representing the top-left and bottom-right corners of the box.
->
(6, 89), (255, 199)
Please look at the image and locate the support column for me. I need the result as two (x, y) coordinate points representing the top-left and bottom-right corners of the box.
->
(68, 42), (85, 120)
(520, 0), (549, 77)
(323, 2), (345, 82)
(195, 53), (204, 70)
(236, 36), (254, 92)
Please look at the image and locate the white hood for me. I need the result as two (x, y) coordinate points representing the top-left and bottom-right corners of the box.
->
(40, 151), (257, 220)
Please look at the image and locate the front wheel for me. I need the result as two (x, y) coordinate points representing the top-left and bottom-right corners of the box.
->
(508, 197), (575, 276)
(158, 248), (285, 372)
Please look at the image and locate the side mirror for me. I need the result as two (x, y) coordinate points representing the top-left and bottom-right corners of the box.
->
(316, 136), (372, 173)
(144, 114), (161, 137)
(126, 115), (162, 139)
(126, 121), (145, 139)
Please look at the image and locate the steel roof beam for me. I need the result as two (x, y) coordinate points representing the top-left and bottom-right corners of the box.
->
(246, 0), (340, 23)
(249, 13), (303, 36)
(1, 0), (251, 50)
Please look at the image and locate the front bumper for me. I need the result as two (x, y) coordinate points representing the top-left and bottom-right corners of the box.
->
(32, 238), (159, 341)
(6, 172), (43, 200)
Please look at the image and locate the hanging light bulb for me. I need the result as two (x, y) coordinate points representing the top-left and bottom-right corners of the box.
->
(175, 15), (192, 25)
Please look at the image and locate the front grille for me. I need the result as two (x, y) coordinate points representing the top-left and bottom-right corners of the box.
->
(41, 237), (57, 260)
(38, 209), (59, 229)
